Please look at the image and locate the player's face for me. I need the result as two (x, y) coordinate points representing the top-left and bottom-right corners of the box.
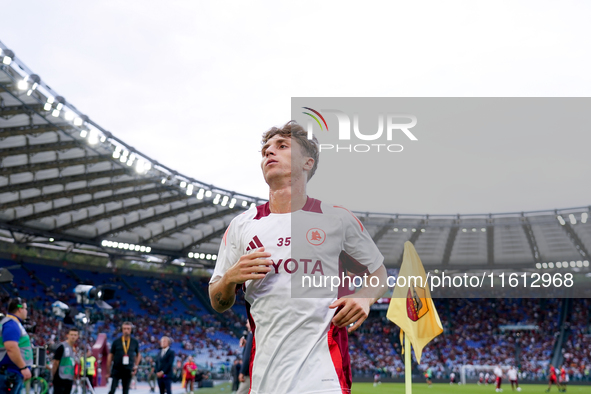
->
(261, 135), (311, 185)
(261, 135), (291, 183)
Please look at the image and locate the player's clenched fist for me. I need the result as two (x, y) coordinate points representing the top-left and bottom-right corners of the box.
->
(225, 247), (273, 285)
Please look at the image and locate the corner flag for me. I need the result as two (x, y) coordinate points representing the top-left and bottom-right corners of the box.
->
(386, 241), (443, 364)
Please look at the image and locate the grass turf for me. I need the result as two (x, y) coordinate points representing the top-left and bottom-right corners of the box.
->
(192, 381), (586, 393)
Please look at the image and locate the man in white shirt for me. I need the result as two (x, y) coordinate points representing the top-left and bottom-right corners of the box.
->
(209, 121), (387, 394)
(507, 366), (520, 391)
(494, 365), (503, 392)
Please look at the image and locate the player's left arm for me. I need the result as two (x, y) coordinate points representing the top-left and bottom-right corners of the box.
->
(329, 264), (387, 333)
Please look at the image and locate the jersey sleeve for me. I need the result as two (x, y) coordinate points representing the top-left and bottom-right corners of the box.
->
(210, 217), (244, 284)
(53, 344), (64, 361)
(1, 320), (21, 343)
(339, 206), (384, 274)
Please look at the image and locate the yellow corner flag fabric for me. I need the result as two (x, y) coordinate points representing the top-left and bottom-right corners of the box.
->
(386, 241), (443, 364)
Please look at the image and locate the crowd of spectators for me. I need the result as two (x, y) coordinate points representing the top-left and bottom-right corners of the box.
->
(2, 265), (590, 382)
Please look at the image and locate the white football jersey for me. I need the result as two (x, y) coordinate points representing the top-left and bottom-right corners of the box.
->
(211, 198), (384, 394)
(507, 368), (517, 381)
(494, 367), (503, 378)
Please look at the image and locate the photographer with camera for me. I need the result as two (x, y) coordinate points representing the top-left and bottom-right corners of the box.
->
(51, 328), (79, 394)
(0, 298), (33, 393)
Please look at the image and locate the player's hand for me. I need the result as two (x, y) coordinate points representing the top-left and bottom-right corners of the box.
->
(239, 337), (247, 347)
(225, 248), (273, 285)
(132, 365), (138, 376)
(239, 373), (245, 382)
(329, 297), (371, 333)
(22, 368), (32, 380)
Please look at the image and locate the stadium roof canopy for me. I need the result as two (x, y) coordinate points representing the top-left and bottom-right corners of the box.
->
(1, 41), (590, 272)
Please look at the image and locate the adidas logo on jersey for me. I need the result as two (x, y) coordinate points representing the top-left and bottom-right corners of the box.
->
(246, 235), (264, 252)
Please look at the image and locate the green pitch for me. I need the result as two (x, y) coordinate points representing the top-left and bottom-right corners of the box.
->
(197, 381), (587, 393)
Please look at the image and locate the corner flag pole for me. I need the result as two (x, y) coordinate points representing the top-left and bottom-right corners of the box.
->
(404, 332), (412, 394)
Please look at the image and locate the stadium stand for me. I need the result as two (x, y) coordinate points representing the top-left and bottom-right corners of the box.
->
(1, 38), (591, 389)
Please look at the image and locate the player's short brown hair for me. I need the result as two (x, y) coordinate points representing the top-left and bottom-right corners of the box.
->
(261, 120), (319, 180)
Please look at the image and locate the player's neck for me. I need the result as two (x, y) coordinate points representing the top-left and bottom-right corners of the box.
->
(268, 183), (307, 213)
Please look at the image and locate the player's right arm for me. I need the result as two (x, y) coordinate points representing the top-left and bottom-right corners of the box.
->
(209, 248), (272, 312)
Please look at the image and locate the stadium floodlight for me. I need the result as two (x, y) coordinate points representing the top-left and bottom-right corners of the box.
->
(206, 254), (211, 260)
(205, 190), (213, 198)
(420, 229), (426, 233)
(403, 228), (407, 232)
(548, 262), (554, 268)
(80, 130), (88, 138)
(569, 214), (576, 224)
(1, 49), (14, 65)
(556, 262), (562, 268)
(43, 102), (52, 111)
(535, 263), (541, 269)
(213, 194), (221, 205)
(74, 117), (83, 126)
(461, 228), (467, 233)
(161, 178), (166, 184)
(393, 228), (398, 232)
(88, 130), (99, 145)
(17, 79), (28, 90)
(188, 252), (194, 258)
(250, 203), (256, 208)
(481, 228), (486, 232)
(64, 111), (75, 121)
(584, 260), (589, 267)
(186, 184), (194, 196)
(52, 301), (70, 318)
(180, 181), (187, 188)
(582, 213), (588, 223)
(196, 188), (205, 200)
(221, 195), (229, 206)
(242, 200), (248, 207)
(229, 198), (237, 208)
(49, 238), (54, 242)
(200, 253), (205, 259)
(570, 261), (576, 267)
(212, 254), (217, 260)
(146, 247), (151, 253)
(542, 263), (548, 269)
(557, 215), (566, 225)
(577, 261), (583, 267)
(52, 109), (60, 117)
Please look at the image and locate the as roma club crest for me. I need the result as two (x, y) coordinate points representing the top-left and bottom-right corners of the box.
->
(406, 285), (429, 322)
(306, 228), (326, 246)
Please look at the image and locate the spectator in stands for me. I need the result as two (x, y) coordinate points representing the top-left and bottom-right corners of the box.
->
(106, 322), (141, 394)
(51, 328), (79, 394)
(155, 336), (175, 394)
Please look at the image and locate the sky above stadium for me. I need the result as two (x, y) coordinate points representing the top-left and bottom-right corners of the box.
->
(1, 1), (590, 215)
